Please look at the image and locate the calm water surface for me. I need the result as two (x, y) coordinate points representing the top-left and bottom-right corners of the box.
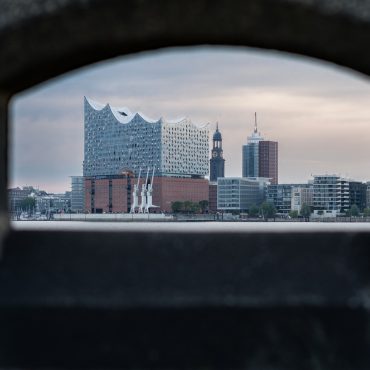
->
(11, 221), (370, 233)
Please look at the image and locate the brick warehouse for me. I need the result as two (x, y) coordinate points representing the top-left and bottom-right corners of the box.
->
(85, 175), (209, 213)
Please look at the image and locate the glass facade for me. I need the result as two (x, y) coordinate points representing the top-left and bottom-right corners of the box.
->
(83, 97), (209, 178)
(217, 177), (266, 211)
(71, 176), (85, 212)
(242, 143), (259, 178)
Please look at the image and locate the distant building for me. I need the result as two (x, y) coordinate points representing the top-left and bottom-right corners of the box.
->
(71, 176), (85, 212)
(349, 181), (367, 211)
(35, 193), (70, 214)
(242, 113), (278, 183)
(208, 182), (218, 213)
(85, 175), (209, 214)
(267, 184), (296, 214)
(291, 184), (314, 213)
(366, 182), (370, 209)
(84, 97), (209, 178)
(210, 123), (225, 182)
(217, 177), (268, 212)
(242, 114), (264, 178)
(8, 187), (32, 213)
(259, 141), (278, 185)
(313, 175), (349, 214)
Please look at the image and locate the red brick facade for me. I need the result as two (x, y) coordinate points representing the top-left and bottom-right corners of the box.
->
(85, 176), (131, 214)
(85, 176), (209, 213)
(259, 140), (278, 184)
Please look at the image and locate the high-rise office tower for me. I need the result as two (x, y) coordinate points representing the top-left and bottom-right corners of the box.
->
(242, 113), (264, 178)
(259, 140), (278, 184)
(242, 113), (278, 184)
(210, 123), (225, 182)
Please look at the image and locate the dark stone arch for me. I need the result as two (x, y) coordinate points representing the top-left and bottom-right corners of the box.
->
(1, 0), (370, 96)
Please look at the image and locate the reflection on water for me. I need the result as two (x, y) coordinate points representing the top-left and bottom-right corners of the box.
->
(11, 221), (370, 233)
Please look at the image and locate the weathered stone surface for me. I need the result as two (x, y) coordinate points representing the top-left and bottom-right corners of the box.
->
(1, 0), (370, 95)
(1, 230), (370, 308)
(0, 230), (369, 368)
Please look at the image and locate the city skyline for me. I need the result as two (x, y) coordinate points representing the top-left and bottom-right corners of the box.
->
(10, 46), (370, 193)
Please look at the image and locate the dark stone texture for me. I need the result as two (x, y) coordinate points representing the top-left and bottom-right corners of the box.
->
(1, 0), (370, 95)
(1, 306), (369, 369)
(0, 97), (9, 253)
(2, 0), (370, 368)
(0, 230), (370, 368)
(1, 230), (370, 308)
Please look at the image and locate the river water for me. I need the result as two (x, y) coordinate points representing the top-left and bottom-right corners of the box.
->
(11, 221), (370, 233)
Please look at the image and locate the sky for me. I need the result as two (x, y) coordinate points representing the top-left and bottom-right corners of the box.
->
(9, 46), (370, 193)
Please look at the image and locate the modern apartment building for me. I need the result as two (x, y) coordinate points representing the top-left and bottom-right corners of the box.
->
(291, 185), (314, 213)
(349, 181), (367, 211)
(313, 175), (349, 214)
(366, 182), (370, 209)
(242, 113), (278, 184)
(267, 184), (296, 214)
(83, 97), (209, 178)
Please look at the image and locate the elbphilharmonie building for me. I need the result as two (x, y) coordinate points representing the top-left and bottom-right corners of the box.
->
(83, 97), (209, 178)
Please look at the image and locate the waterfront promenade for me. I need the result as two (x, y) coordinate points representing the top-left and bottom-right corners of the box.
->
(11, 221), (370, 233)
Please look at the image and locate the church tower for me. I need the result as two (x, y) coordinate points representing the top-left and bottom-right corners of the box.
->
(210, 123), (225, 182)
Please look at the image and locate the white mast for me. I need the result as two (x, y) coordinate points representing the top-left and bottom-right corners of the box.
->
(145, 167), (155, 213)
(130, 167), (141, 213)
(139, 167), (149, 213)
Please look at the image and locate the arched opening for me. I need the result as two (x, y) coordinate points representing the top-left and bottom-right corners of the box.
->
(8, 45), (370, 225)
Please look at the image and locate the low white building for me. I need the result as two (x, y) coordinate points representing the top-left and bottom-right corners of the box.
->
(313, 175), (349, 214)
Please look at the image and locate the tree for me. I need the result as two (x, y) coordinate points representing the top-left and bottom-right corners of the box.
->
(349, 204), (360, 217)
(260, 202), (276, 220)
(199, 200), (209, 213)
(171, 201), (183, 213)
(248, 205), (260, 218)
(192, 202), (201, 213)
(289, 210), (299, 218)
(183, 200), (193, 213)
(363, 208), (370, 217)
(20, 196), (36, 212)
(300, 203), (312, 220)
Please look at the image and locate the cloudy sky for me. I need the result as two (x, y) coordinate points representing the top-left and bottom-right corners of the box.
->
(9, 46), (370, 193)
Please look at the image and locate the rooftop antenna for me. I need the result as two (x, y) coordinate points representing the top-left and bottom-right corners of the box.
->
(216, 121), (219, 131)
(254, 112), (258, 133)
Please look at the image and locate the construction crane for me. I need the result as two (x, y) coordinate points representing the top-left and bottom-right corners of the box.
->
(130, 167), (141, 213)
